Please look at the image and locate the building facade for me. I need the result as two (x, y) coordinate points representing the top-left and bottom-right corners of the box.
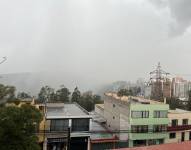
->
(38, 103), (92, 150)
(96, 93), (169, 148)
(166, 109), (191, 143)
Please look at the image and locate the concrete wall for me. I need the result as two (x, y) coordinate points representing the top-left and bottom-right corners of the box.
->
(166, 111), (191, 143)
(95, 104), (104, 117)
(166, 131), (190, 143)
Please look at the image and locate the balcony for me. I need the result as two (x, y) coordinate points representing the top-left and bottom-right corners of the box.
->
(167, 125), (191, 132)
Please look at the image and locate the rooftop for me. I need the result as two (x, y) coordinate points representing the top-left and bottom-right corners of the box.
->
(95, 104), (104, 110)
(46, 103), (92, 119)
(114, 141), (191, 150)
(169, 108), (191, 114)
(105, 92), (164, 105)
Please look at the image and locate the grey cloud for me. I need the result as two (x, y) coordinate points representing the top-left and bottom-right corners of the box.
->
(150, 0), (191, 36)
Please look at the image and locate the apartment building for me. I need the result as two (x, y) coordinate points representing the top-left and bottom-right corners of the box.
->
(166, 109), (191, 143)
(96, 93), (169, 148)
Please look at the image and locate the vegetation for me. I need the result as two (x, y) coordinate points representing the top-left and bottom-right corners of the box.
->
(0, 84), (16, 104)
(117, 86), (141, 97)
(0, 104), (43, 150)
(38, 85), (102, 111)
(17, 92), (31, 99)
(188, 90), (191, 111)
(56, 86), (71, 102)
(71, 87), (81, 103)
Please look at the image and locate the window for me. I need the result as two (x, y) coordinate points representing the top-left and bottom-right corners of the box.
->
(169, 133), (176, 139)
(50, 119), (69, 131)
(131, 125), (148, 133)
(113, 104), (115, 108)
(113, 116), (115, 119)
(131, 111), (149, 118)
(182, 119), (188, 125)
(153, 125), (167, 132)
(171, 119), (178, 127)
(154, 111), (167, 118)
(72, 118), (89, 131)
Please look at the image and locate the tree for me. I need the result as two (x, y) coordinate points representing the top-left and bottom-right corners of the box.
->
(77, 92), (103, 112)
(71, 87), (81, 103)
(56, 86), (71, 102)
(0, 84), (15, 103)
(38, 86), (55, 102)
(188, 90), (191, 111)
(17, 92), (31, 99)
(0, 104), (42, 150)
(117, 88), (133, 97)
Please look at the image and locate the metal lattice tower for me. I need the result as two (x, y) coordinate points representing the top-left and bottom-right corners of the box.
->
(149, 62), (171, 101)
(150, 62), (170, 82)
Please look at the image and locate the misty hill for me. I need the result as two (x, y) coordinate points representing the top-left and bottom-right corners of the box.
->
(0, 72), (103, 96)
(0, 72), (144, 97)
(0, 72), (123, 96)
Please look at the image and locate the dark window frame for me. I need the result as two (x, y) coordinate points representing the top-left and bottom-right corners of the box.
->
(169, 133), (176, 139)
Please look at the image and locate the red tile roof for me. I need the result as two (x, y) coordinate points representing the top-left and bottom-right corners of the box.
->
(114, 141), (191, 150)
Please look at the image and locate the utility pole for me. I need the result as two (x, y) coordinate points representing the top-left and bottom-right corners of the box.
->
(67, 127), (71, 150)
(43, 97), (48, 150)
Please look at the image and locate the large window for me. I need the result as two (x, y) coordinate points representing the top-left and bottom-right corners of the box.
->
(131, 111), (149, 118)
(153, 111), (167, 118)
(72, 118), (89, 132)
(182, 119), (188, 125)
(50, 119), (69, 131)
(131, 125), (148, 133)
(153, 125), (167, 132)
(171, 119), (178, 127)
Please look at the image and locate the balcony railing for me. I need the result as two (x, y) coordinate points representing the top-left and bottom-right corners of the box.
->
(167, 125), (191, 131)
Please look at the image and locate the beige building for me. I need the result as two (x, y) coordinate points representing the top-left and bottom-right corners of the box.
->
(166, 109), (191, 143)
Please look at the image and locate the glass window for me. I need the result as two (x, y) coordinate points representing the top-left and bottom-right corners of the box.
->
(153, 125), (167, 132)
(182, 119), (188, 125)
(72, 118), (89, 131)
(131, 125), (148, 133)
(131, 111), (149, 118)
(154, 111), (167, 118)
(172, 119), (178, 127)
(50, 119), (69, 131)
(169, 133), (176, 139)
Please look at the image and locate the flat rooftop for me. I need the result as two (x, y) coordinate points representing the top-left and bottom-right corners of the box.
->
(105, 92), (164, 105)
(169, 108), (191, 114)
(46, 103), (92, 119)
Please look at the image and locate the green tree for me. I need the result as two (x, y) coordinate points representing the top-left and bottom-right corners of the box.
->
(56, 86), (71, 102)
(0, 104), (42, 150)
(77, 93), (103, 112)
(17, 92), (31, 99)
(38, 86), (55, 102)
(117, 88), (133, 97)
(188, 90), (191, 111)
(71, 87), (81, 103)
(0, 84), (15, 103)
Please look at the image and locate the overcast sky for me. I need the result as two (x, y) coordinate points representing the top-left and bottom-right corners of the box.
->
(1, 0), (191, 84)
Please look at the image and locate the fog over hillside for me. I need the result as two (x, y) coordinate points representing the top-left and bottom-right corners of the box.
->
(0, 72), (132, 96)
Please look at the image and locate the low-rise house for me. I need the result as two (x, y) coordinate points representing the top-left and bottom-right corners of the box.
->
(39, 103), (92, 150)
(166, 109), (191, 143)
